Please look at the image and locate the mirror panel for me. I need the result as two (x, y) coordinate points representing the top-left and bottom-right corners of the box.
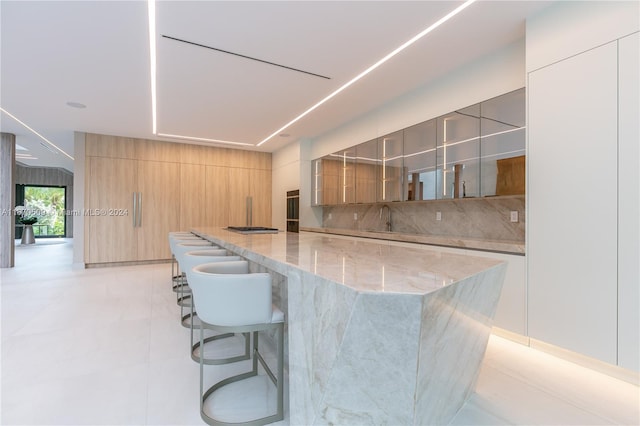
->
(311, 158), (322, 206)
(312, 88), (525, 206)
(437, 104), (480, 199)
(403, 119), (437, 201)
(480, 88), (526, 196)
(332, 148), (356, 204)
(355, 139), (378, 203)
(378, 130), (403, 202)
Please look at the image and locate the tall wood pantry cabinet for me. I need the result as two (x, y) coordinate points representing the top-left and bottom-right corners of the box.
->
(84, 133), (271, 266)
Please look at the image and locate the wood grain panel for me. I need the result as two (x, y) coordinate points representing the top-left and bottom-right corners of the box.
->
(136, 160), (180, 261)
(85, 157), (137, 263)
(180, 143), (208, 165)
(228, 168), (250, 227)
(136, 139), (181, 163)
(249, 168), (272, 227)
(85, 133), (136, 159)
(205, 166), (231, 227)
(180, 164), (207, 230)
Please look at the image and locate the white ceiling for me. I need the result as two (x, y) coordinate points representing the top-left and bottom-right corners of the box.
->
(0, 0), (553, 173)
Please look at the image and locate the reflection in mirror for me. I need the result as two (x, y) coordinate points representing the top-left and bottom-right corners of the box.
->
(329, 148), (356, 204)
(403, 119), (437, 201)
(355, 140), (378, 203)
(378, 130), (403, 202)
(437, 104), (480, 199)
(312, 158), (322, 206)
(480, 88), (526, 196)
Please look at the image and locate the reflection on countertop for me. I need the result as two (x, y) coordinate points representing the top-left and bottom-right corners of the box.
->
(302, 226), (525, 255)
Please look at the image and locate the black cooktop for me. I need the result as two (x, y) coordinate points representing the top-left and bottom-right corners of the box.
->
(226, 226), (279, 234)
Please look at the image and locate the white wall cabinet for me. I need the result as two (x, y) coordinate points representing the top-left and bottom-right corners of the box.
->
(528, 42), (619, 365)
(474, 252), (526, 336)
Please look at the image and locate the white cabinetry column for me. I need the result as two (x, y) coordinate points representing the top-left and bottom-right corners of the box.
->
(617, 32), (639, 372)
(528, 41), (619, 365)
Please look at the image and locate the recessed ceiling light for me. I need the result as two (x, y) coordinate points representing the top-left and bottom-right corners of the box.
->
(16, 144), (28, 151)
(279, 133), (290, 138)
(66, 101), (86, 109)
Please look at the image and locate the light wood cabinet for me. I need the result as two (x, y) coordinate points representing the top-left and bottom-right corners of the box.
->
(225, 167), (272, 227)
(180, 164), (207, 230)
(205, 165), (230, 227)
(84, 133), (272, 266)
(85, 157), (179, 263)
(227, 168), (250, 227)
(85, 157), (138, 263)
(137, 161), (180, 261)
(249, 168), (272, 227)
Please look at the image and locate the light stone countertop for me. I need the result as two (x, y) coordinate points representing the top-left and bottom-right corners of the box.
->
(301, 226), (526, 255)
(192, 227), (504, 295)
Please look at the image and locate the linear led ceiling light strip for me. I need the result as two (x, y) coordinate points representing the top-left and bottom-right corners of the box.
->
(147, 0), (477, 147)
(0, 107), (74, 161)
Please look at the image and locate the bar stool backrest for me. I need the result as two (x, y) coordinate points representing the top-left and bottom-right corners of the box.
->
(190, 261), (272, 327)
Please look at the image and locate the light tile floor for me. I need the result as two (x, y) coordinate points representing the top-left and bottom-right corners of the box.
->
(1, 239), (638, 425)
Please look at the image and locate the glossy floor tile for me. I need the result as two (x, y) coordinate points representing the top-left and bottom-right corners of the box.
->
(1, 239), (638, 425)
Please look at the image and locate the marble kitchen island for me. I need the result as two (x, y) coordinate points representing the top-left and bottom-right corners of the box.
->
(192, 228), (506, 425)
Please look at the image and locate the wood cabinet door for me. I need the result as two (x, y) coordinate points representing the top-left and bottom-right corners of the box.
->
(205, 165), (230, 227)
(227, 168), (250, 227)
(85, 157), (138, 263)
(180, 164), (207, 230)
(136, 160), (180, 261)
(249, 168), (272, 227)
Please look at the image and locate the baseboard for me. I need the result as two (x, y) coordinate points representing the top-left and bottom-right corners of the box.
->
(490, 328), (639, 386)
(491, 326), (531, 345)
(529, 338), (639, 386)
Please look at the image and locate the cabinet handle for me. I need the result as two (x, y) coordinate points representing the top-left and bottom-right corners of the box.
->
(132, 192), (137, 228)
(246, 196), (253, 227)
(138, 192), (142, 227)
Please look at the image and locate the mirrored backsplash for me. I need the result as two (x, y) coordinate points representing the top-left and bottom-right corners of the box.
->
(322, 195), (525, 243)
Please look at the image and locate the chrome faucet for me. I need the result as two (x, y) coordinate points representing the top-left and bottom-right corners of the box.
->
(380, 204), (392, 232)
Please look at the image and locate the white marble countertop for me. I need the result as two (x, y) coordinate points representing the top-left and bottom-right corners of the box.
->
(301, 226), (525, 254)
(192, 228), (504, 295)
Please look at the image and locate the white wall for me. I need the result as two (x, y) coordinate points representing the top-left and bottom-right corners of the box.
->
(271, 141), (301, 231)
(527, 1), (639, 370)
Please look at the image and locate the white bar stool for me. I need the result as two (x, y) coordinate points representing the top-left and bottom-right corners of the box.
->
(182, 250), (247, 364)
(173, 241), (217, 327)
(168, 233), (204, 291)
(189, 260), (285, 426)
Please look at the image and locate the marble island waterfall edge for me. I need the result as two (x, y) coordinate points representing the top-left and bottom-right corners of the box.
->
(192, 228), (507, 425)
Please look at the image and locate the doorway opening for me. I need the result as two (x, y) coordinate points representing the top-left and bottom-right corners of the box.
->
(15, 185), (67, 238)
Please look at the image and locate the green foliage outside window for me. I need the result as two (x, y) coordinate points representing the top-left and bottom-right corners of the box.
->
(23, 186), (65, 236)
